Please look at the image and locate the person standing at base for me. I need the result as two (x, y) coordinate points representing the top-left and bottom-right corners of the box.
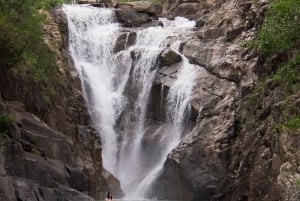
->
(106, 192), (113, 201)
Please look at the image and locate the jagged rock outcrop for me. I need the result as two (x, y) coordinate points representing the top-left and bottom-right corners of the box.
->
(0, 100), (95, 201)
(151, 0), (270, 200)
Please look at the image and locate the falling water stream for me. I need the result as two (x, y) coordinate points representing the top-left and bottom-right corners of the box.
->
(63, 4), (197, 199)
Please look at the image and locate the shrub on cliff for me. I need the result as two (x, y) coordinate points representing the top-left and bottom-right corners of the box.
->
(0, 0), (59, 84)
(258, 0), (300, 54)
(0, 114), (14, 135)
(257, 0), (300, 87)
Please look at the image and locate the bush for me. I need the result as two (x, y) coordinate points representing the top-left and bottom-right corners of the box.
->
(0, 114), (15, 133)
(273, 53), (300, 85)
(0, 0), (62, 105)
(258, 0), (300, 54)
(38, 0), (64, 9)
(0, 0), (57, 82)
(286, 116), (300, 130)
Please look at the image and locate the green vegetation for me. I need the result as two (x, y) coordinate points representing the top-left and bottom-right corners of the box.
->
(258, 0), (300, 54)
(240, 0), (300, 134)
(279, 116), (300, 132)
(258, 0), (300, 89)
(241, 0), (300, 89)
(39, 0), (64, 9)
(286, 116), (300, 129)
(0, 0), (69, 105)
(0, 114), (15, 135)
(0, 0), (58, 81)
(294, 179), (300, 187)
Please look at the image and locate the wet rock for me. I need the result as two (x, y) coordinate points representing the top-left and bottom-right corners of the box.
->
(153, 158), (194, 200)
(159, 48), (182, 67)
(118, 1), (162, 15)
(153, 60), (238, 200)
(154, 63), (180, 87)
(113, 31), (137, 53)
(102, 169), (124, 198)
(142, 20), (163, 28)
(114, 10), (152, 27)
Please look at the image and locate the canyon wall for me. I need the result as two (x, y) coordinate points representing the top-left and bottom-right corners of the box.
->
(0, 9), (118, 201)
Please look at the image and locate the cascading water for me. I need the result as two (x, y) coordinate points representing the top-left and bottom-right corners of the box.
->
(63, 4), (197, 199)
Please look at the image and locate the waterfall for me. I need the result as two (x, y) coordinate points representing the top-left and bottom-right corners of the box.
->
(63, 4), (197, 199)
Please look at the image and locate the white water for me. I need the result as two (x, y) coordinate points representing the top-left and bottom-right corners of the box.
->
(63, 4), (197, 199)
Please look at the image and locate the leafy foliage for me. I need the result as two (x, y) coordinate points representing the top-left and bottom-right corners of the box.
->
(0, 0), (59, 84)
(258, 0), (300, 54)
(38, 0), (64, 9)
(285, 116), (300, 130)
(0, 0), (69, 106)
(0, 114), (15, 134)
(255, 0), (300, 95)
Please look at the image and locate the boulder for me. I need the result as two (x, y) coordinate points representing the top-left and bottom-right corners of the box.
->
(154, 63), (180, 87)
(159, 48), (182, 67)
(102, 169), (124, 197)
(114, 10), (152, 27)
(117, 1), (162, 15)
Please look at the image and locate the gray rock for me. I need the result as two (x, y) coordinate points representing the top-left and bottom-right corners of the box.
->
(0, 100), (107, 200)
(117, 1), (162, 15)
(195, 18), (206, 28)
(114, 10), (152, 27)
(196, 27), (226, 39)
(159, 48), (182, 67)
(14, 178), (95, 201)
(102, 169), (124, 198)
(66, 165), (90, 192)
(141, 20), (163, 28)
(113, 31), (137, 53)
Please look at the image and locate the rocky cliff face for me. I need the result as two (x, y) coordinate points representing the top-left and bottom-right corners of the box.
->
(152, 0), (300, 200)
(150, 0), (273, 200)
(97, 0), (297, 200)
(0, 9), (115, 201)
